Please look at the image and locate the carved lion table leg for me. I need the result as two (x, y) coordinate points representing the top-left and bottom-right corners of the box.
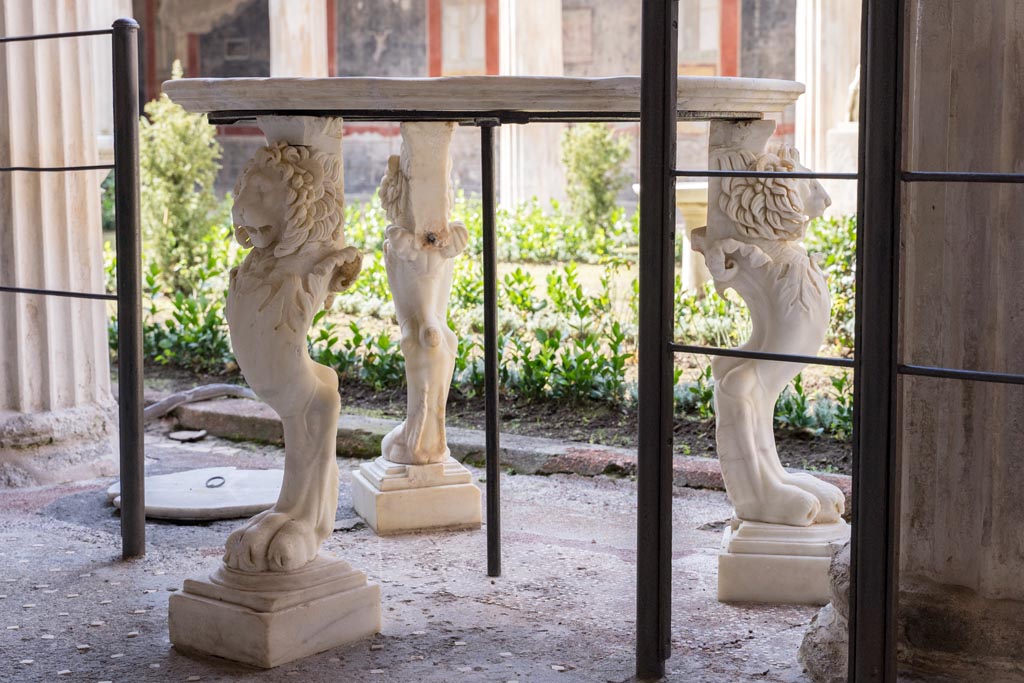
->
(350, 121), (482, 535)
(168, 117), (380, 668)
(692, 120), (850, 605)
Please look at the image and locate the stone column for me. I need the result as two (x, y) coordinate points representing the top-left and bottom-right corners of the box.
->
(87, 0), (133, 164)
(168, 117), (380, 668)
(0, 0), (117, 487)
(268, 0), (328, 77)
(897, 0), (1024, 677)
(692, 119), (848, 605)
(351, 121), (482, 536)
(498, 0), (565, 206)
(675, 182), (711, 296)
(802, 3), (1024, 680)
(794, 0), (861, 217)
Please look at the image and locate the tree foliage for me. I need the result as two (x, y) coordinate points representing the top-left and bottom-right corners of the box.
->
(560, 123), (632, 233)
(139, 61), (230, 291)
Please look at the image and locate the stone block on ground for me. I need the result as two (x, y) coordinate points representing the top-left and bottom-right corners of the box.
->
(169, 554), (381, 668)
(351, 456), (481, 535)
(718, 520), (850, 605)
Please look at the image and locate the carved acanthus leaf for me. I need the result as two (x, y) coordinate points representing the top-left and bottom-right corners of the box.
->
(379, 155), (408, 226)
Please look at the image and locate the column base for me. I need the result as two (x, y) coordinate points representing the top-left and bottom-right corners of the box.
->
(717, 519), (850, 605)
(169, 554), (381, 668)
(0, 402), (117, 487)
(351, 456), (482, 535)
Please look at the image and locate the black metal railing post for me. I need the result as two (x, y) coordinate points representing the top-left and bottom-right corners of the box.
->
(850, 0), (903, 680)
(637, 0), (678, 678)
(480, 120), (501, 578)
(112, 18), (145, 560)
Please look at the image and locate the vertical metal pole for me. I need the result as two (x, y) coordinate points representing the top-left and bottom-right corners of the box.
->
(850, 0), (903, 680)
(112, 18), (145, 560)
(637, 0), (678, 678)
(480, 121), (501, 578)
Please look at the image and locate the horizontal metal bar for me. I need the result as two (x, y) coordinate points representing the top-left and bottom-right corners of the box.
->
(670, 342), (855, 368)
(897, 364), (1024, 386)
(207, 109), (761, 126)
(0, 285), (117, 301)
(0, 164), (115, 173)
(902, 171), (1024, 184)
(673, 169), (859, 180)
(0, 28), (113, 44)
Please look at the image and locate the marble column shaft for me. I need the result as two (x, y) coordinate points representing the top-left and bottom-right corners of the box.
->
(268, 0), (328, 78)
(0, 0), (116, 486)
(498, 0), (566, 206)
(794, 0), (861, 217)
(897, 1), (1024, 675)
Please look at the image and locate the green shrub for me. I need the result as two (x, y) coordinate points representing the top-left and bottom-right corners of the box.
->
(814, 372), (854, 440)
(774, 372), (818, 432)
(139, 61), (230, 292)
(560, 123), (632, 233)
(101, 171), (116, 233)
(683, 362), (716, 419)
(104, 153), (857, 435)
(805, 215), (856, 353)
(674, 280), (752, 348)
(342, 193), (639, 266)
(141, 257), (233, 374)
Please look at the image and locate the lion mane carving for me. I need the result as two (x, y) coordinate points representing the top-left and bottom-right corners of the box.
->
(715, 145), (809, 241)
(233, 141), (346, 259)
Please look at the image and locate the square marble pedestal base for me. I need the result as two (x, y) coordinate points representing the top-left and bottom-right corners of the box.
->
(169, 555), (381, 668)
(717, 519), (850, 605)
(351, 456), (482, 535)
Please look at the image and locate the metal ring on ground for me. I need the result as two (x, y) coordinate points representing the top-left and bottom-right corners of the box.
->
(205, 476), (226, 489)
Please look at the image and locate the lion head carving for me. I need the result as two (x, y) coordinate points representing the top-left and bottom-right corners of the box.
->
(714, 144), (830, 240)
(233, 141), (344, 258)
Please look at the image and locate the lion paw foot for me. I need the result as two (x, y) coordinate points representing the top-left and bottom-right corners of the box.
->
(735, 481), (821, 527)
(223, 510), (320, 573)
(782, 472), (845, 523)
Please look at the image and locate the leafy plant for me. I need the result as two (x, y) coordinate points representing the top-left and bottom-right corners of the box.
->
(500, 267), (545, 318)
(507, 328), (559, 401)
(561, 123), (632, 233)
(774, 373), (818, 432)
(359, 331), (405, 391)
(452, 335), (486, 395)
(812, 372), (854, 439)
(308, 313), (363, 377)
(674, 280), (751, 348)
(142, 260), (233, 374)
(101, 171), (116, 233)
(805, 215), (856, 353)
(683, 362), (716, 419)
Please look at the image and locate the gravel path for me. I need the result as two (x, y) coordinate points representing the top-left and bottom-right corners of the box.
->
(0, 432), (816, 682)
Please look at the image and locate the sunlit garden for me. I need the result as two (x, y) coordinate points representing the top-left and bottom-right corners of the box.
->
(105, 79), (856, 475)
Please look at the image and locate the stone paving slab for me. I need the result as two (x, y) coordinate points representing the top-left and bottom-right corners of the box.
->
(0, 432), (819, 683)
(174, 397), (853, 512)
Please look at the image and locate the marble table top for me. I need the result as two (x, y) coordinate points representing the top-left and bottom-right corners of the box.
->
(162, 75), (804, 123)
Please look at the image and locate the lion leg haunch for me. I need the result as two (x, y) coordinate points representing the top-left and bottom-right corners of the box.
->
(224, 361), (340, 572)
(715, 363), (821, 526)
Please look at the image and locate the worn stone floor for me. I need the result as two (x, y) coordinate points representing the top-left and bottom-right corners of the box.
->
(0, 432), (819, 683)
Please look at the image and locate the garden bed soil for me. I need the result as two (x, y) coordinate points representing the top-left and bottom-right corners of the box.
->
(138, 364), (852, 476)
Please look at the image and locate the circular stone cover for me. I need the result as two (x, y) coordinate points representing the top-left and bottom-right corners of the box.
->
(107, 467), (283, 521)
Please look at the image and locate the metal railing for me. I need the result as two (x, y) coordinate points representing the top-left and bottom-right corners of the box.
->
(640, 0), (1024, 680)
(0, 19), (144, 560)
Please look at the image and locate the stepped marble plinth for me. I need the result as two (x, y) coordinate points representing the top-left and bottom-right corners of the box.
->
(718, 520), (850, 605)
(352, 456), (481, 535)
(169, 555), (380, 668)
